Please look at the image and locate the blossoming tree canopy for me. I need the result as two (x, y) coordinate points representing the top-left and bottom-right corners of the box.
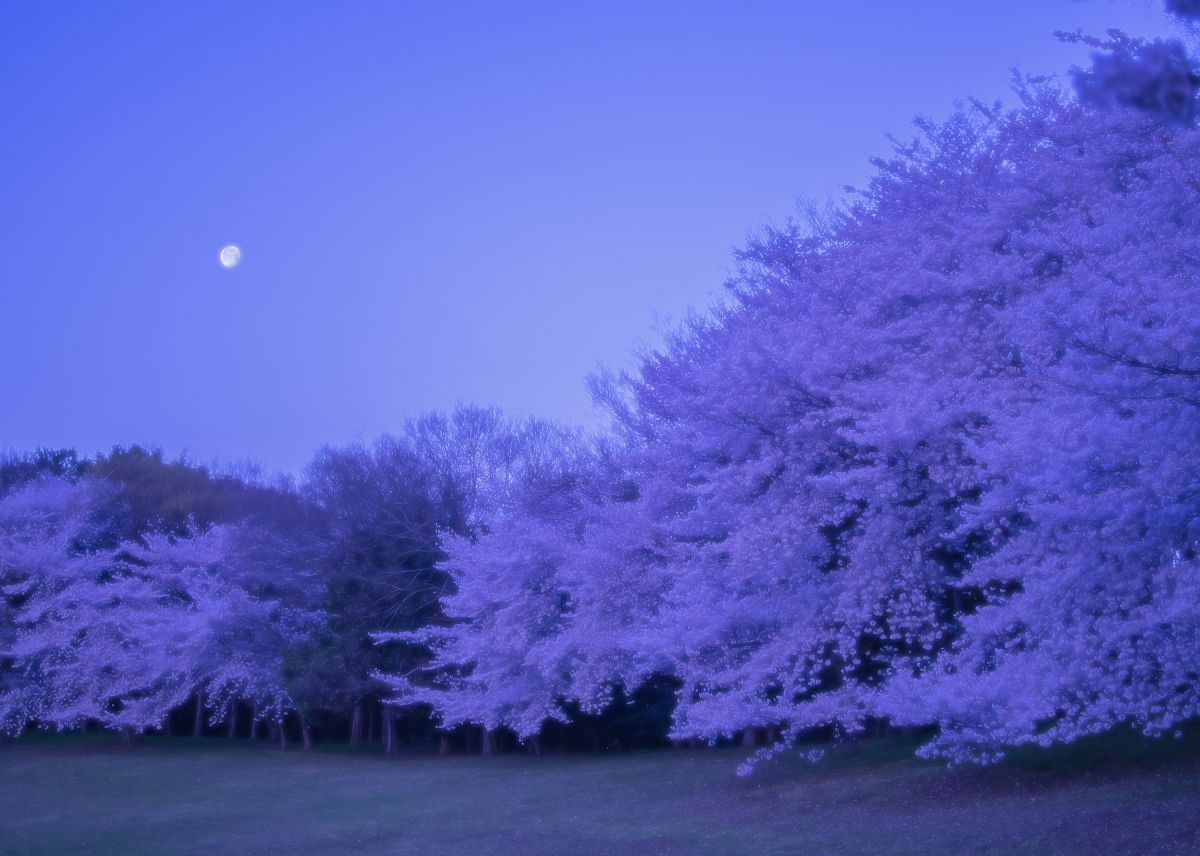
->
(390, 72), (1200, 764)
(0, 476), (318, 736)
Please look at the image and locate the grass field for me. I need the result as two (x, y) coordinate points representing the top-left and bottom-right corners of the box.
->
(1, 732), (1198, 855)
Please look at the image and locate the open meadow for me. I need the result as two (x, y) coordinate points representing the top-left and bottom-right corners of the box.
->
(2, 734), (1198, 855)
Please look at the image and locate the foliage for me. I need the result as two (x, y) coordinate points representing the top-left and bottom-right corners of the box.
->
(405, 74), (1200, 765)
(0, 477), (318, 735)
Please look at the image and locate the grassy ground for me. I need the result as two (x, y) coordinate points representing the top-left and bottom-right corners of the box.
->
(1, 731), (1198, 855)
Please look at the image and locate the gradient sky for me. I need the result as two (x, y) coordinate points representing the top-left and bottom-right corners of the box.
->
(0, 1), (1180, 473)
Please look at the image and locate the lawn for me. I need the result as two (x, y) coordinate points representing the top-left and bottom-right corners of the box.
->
(1, 732), (1198, 855)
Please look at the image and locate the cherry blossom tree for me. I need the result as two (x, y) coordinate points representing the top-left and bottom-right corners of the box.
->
(882, 92), (1200, 762)
(398, 73), (1200, 767)
(0, 477), (114, 734)
(1, 477), (317, 739)
(373, 415), (607, 746)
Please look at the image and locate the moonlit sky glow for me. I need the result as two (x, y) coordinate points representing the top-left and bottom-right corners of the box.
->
(0, 1), (1179, 473)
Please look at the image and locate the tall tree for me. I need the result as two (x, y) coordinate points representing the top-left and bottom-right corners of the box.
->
(404, 76), (1200, 767)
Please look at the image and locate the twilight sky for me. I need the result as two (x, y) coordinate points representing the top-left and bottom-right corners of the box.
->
(0, 1), (1179, 473)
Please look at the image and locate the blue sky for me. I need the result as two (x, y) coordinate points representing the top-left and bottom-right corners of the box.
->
(0, 1), (1179, 473)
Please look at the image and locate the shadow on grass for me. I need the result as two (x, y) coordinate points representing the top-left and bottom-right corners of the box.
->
(998, 721), (1200, 774)
(6, 719), (1199, 780)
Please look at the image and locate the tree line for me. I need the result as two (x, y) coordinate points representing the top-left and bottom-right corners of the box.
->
(3, 12), (1200, 766)
(0, 414), (652, 753)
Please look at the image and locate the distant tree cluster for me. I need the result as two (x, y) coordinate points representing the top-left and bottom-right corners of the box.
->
(0, 414), (596, 750)
(3, 7), (1199, 768)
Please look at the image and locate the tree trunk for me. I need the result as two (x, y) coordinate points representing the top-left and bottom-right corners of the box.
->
(192, 690), (204, 738)
(250, 702), (259, 740)
(742, 728), (759, 748)
(527, 734), (542, 756)
(481, 726), (494, 756)
(163, 713), (172, 737)
(350, 705), (363, 745)
(228, 701), (238, 739)
(121, 725), (139, 747)
(384, 707), (397, 754)
(367, 703), (376, 745)
(299, 712), (313, 752)
(278, 718), (287, 750)
(438, 734), (451, 756)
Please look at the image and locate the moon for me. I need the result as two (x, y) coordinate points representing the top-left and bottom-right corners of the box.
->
(219, 245), (242, 269)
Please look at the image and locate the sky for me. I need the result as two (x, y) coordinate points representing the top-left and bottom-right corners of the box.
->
(0, 1), (1181, 474)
